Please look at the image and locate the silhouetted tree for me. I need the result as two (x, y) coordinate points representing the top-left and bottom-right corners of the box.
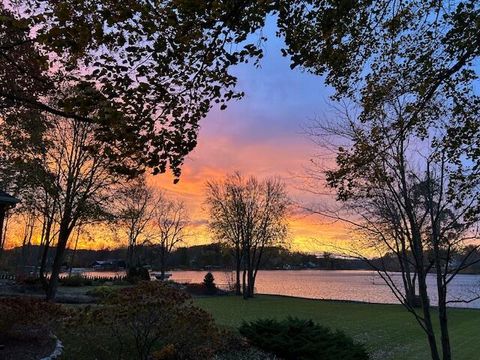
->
(153, 197), (188, 279)
(115, 179), (158, 269)
(307, 105), (480, 360)
(206, 173), (289, 298)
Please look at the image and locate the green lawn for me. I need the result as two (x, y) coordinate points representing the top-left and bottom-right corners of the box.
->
(195, 295), (480, 360)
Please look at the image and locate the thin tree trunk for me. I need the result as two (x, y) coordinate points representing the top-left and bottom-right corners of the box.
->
(0, 207), (6, 261)
(248, 267), (254, 298)
(127, 242), (135, 269)
(69, 228), (81, 276)
(437, 281), (451, 360)
(235, 244), (241, 295)
(242, 267), (248, 299)
(40, 218), (54, 285)
(242, 249), (248, 299)
(433, 240), (451, 360)
(160, 245), (166, 279)
(39, 241), (50, 284)
(418, 272), (441, 360)
(19, 214), (35, 277)
(46, 222), (73, 300)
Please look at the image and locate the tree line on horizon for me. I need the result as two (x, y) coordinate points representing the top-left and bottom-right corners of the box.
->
(6, 242), (480, 276)
(0, 243), (352, 272)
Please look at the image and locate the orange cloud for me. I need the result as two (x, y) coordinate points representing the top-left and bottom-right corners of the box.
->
(145, 123), (347, 253)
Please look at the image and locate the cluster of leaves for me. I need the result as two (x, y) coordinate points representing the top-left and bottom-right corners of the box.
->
(2, 0), (275, 178)
(239, 317), (369, 360)
(277, 0), (480, 216)
(0, 297), (64, 341)
(63, 281), (222, 360)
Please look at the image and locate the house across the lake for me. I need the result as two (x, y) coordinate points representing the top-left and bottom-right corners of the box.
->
(92, 259), (126, 271)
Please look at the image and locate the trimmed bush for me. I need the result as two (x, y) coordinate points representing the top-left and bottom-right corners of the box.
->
(203, 272), (217, 294)
(239, 317), (369, 360)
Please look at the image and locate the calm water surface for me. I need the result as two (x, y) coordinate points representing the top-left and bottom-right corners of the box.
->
(77, 269), (480, 308)
(170, 270), (480, 308)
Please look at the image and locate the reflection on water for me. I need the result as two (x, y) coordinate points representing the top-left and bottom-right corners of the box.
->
(70, 269), (480, 308)
(170, 270), (480, 309)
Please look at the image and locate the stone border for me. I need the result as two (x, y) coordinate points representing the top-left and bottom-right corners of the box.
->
(39, 335), (63, 360)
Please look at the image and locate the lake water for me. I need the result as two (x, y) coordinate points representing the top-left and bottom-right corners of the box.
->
(76, 269), (480, 308)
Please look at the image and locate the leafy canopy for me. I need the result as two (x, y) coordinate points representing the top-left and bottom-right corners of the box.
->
(1, 0), (275, 178)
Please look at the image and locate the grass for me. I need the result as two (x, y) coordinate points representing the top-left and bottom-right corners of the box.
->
(195, 295), (480, 360)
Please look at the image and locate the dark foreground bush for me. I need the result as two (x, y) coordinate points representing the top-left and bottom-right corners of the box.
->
(239, 317), (369, 360)
(85, 285), (119, 300)
(63, 281), (222, 360)
(0, 297), (63, 340)
(126, 266), (150, 283)
(0, 297), (64, 360)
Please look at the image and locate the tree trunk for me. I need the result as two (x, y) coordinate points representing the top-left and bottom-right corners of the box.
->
(39, 217), (53, 285)
(127, 243), (135, 269)
(431, 212), (451, 360)
(250, 243), (266, 299)
(235, 244), (241, 295)
(160, 245), (166, 279)
(242, 251), (249, 299)
(437, 283), (451, 360)
(247, 267), (255, 298)
(39, 241), (50, 285)
(46, 223), (73, 300)
(69, 228), (81, 276)
(242, 243), (251, 299)
(19, 215), (34, 277)
(0, 207), (6, 261)
(433, 244), (451, 360)
(417, 272), (441, 360)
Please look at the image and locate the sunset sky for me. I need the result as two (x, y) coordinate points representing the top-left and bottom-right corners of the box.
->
(148, 17), (351, 254)
(6, 17), (353, 253)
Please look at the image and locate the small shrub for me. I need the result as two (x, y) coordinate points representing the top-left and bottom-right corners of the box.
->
(64, 282), (222, 360)
(239, 317), (369, 360)
(126, 266), (150, 283)
(203, 272), (217, 294)
(86, 286), (119, 300)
